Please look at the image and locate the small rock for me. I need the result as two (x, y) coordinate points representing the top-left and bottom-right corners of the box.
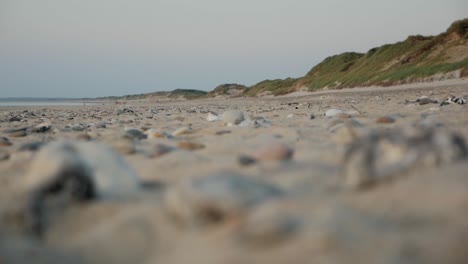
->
(3, 128), (28, 138)
(18, 141), (45, 152)
(20, 140), (141, 234)
(145, 129), (170, 139)
(310, 114), (316, 120)
(222, 111), (245, 126)
(376, 116), (395, 124)
(343, 125), (468, 189)
(0, 136), (13, 147)
(249, 143), (294, 162)
(77, 133), (92, 141)
(95, 121), (107, 129)
(215, 130), (231, 136)
(123, 128), (146, 140)
(206, 112), (220, 122)
(325, 109), (358, 118)
(238, 155), (257, 166)
(177, 141), (205, 151)
(71, 124), (85, 132)
(164, 172), (284, 226)
(9, 116), (22, 122)
(172, 126), (192, 137)
(31, 123), (52, 133)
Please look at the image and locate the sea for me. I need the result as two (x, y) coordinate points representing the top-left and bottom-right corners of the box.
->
(0, 101), (99, 107)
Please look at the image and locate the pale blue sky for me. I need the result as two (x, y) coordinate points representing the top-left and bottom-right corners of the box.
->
(1, 0), (466, 97)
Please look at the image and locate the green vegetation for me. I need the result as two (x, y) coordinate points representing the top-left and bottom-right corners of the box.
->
(103, 18), (468, 100)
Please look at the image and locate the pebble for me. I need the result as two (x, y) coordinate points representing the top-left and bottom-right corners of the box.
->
(325, 109), (359, 118)
(172, 126), (192, 137)
(145, 129), (171, 139)
(206, 112), (220, 122)
(18, 141), (45, 152)
(95, 121), (107, 129)
(123, 128), (146, 140)
(3, 128), (28, 138)
(215, 130), (231, 136)
(244, 143), (294, 163)
(222, 110), (245, 126)
(164, 172), (284, 226)
(177, 141), (205, 151)
(376, 116), (396, 124)
(71, 124), (85, 132)
(343, 125), (468, 189)
(0, 136), (13, 147)
(31, 123), (52, 133)
(20, 140), (141, 234)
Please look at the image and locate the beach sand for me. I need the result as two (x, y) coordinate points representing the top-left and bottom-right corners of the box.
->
(1, 79), (468, 264)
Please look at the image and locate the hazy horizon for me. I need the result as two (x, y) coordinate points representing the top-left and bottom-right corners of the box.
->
(1, 0), (467, 98)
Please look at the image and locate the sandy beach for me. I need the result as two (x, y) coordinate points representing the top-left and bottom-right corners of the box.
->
(1, 79), (468, 264)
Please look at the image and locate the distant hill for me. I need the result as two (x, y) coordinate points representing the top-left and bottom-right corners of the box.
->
(102, 18), (468, 100)
(244, 18), (468, 96)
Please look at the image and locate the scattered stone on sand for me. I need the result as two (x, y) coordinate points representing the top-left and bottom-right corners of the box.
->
(19, 140), (141, 234)
(18, 141), (46, 152)
(177, 141), (205, 151)
(0, 136), (13, 146)
(206, 112), (220, 122)
(222, 110), (245, 126)
(164, 172), (284, 226)
(343, 125), (468, 189)
(238, 117), (272, 128)
(376, 116), (396, 124)
(123, 128), (146, 140)
(3, 127), (28, 138)
(172, 126), (193, 137)
(325, 108), (359, 118)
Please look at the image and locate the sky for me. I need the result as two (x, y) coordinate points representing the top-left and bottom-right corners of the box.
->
(0, 0), (467, 98)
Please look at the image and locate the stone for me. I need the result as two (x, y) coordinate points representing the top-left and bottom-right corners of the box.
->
(376, 116), (396, 124)
(71, 124), (85, 132)
(95, 121), (107, 129)
(206, 112), (220, 122)
(172, 126), (192, 137)
(20, 141), (141, 234)
(222, 110), (245, 126)
(18, 141), (45, 152)
(145, 129), (170, 139)
(177, 141), (205, 151)
(325, 109), (358, 118)
(249, 143), (294, 162)
(215, 130), (231, 136)
(164, 172), (284, 226)
(0, 136), (13, 147)
(31, 123), (52, 133)
(9, 116), (22, 122)
(343, 125), (468, 189)
(3, 128), (28, 138)
(123, 128), (146, 140)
